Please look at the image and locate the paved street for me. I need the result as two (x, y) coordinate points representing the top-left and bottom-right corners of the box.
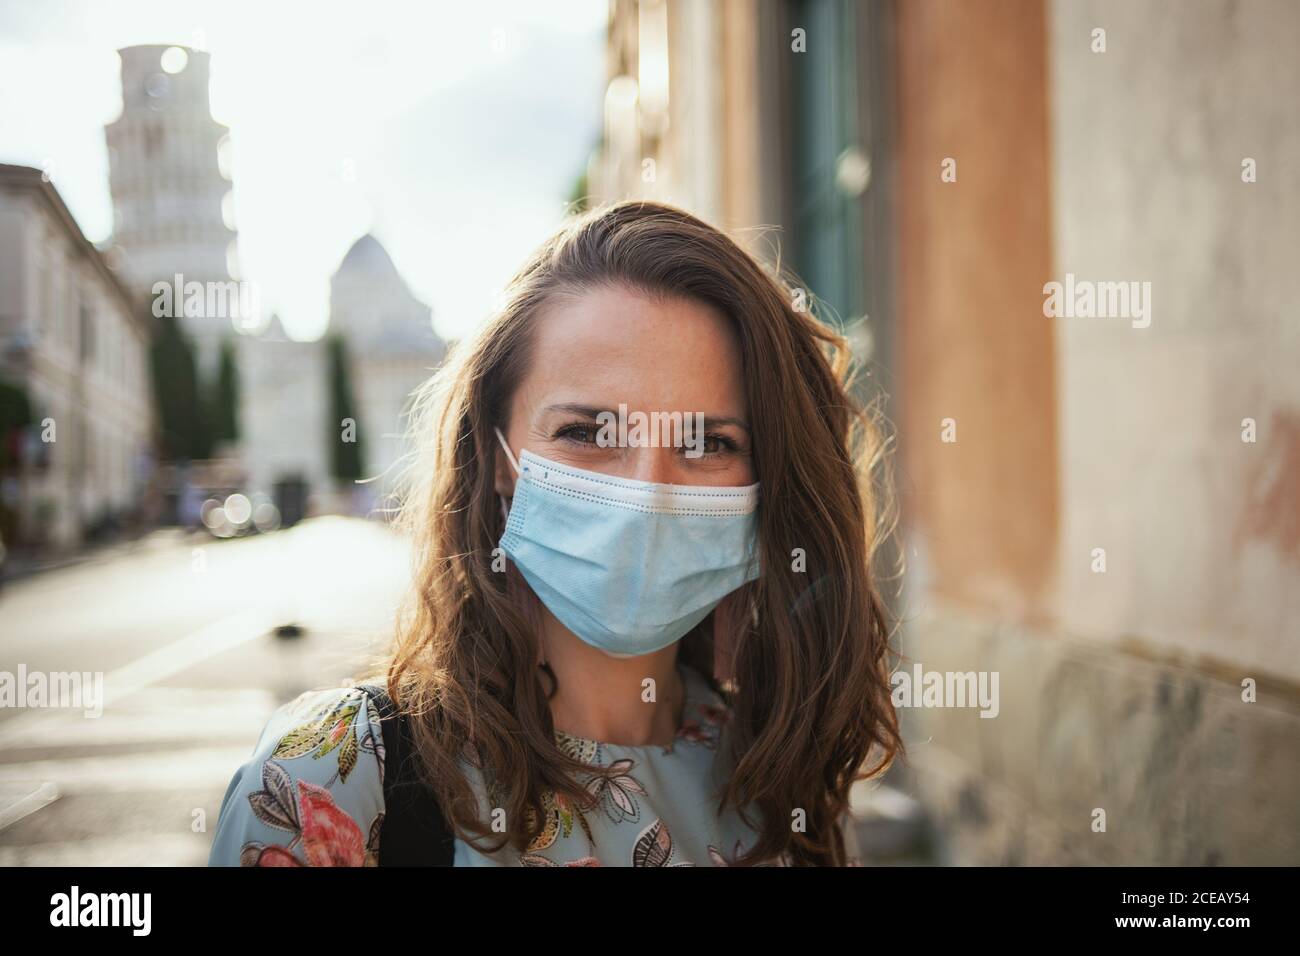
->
(0, 517), (411, 865)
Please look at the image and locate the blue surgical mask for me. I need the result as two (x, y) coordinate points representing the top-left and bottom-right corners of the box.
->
(495, 427), (761, 658)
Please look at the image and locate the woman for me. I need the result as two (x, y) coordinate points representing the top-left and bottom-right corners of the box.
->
(208, 200), (902, 867)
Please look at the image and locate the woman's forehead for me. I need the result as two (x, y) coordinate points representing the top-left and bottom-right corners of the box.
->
(518, 286), (746, 416)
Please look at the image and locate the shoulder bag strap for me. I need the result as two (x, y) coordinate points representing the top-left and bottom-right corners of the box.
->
(358, 682), (455, 866)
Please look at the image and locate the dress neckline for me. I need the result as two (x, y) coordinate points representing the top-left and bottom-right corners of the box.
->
(552, 661), (724, 754)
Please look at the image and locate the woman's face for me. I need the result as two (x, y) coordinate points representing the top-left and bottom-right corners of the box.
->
(496, 283), (755, 495)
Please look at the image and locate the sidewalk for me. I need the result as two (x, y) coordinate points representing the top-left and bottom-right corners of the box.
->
(1, 527), (204, 585)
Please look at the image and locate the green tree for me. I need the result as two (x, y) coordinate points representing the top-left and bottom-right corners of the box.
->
(327, 333), (364, 484)
(150, 314), (211, 461)
(567, 165), (590, 214)
(0, 378), (34, 471)
(212, 337), (241, 445)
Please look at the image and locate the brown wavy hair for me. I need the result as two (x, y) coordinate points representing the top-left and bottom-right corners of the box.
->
(373, 199), (903, 866)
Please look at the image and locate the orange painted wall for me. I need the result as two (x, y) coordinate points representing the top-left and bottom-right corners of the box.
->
(893, 0), (1059, 620)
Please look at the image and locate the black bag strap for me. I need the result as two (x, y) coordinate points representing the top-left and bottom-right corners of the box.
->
(358, 682), (455, 866)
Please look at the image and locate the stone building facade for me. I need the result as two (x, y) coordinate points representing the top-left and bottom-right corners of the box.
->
(593, 0), (1299, 865)
(239, 234), (445, 518)
(0, 164), (155, 551)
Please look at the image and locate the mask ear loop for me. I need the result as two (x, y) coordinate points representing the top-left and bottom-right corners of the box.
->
(494, 426), (521, 475)
(494, 426), (521, 525)
(494, 426), (547, 671)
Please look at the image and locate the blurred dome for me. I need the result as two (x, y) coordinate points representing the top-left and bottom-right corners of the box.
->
(336, 234), (400, 280)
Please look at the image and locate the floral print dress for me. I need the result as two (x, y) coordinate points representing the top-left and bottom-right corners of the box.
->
(207, 662), (861, 867)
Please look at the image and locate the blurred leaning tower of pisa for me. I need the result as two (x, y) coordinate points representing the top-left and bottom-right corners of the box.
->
(104, 44), (239, 379)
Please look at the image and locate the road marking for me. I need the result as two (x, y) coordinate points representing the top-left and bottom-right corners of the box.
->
(0, 609), (271, 767)
(101, 607), (272, 708)
(0, 831), (211, 866)
(0, 781), (60, 831)
(0, 686), (276, 750)
(0, 746), (255, 794)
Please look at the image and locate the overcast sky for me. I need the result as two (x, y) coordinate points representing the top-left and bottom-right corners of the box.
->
(0, 0), (606, 342)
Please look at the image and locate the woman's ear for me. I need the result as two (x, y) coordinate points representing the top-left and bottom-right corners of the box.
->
(493, 445), (516, 499)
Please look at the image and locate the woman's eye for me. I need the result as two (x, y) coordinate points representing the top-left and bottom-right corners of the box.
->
(698, 433), (737, 455)
(554, 423), (740, 455)
(556, 424), (600, 445)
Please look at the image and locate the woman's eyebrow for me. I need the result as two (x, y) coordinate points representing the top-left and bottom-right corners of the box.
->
(541, 403), (750, 433)
(700, 415), (750, 433)
(541, 403), (610, 420)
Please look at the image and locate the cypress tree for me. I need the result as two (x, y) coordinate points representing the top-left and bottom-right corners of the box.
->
(150, 314), (210, 461)
(212, 337), (240, 445)
(327, 333), (364, 484)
